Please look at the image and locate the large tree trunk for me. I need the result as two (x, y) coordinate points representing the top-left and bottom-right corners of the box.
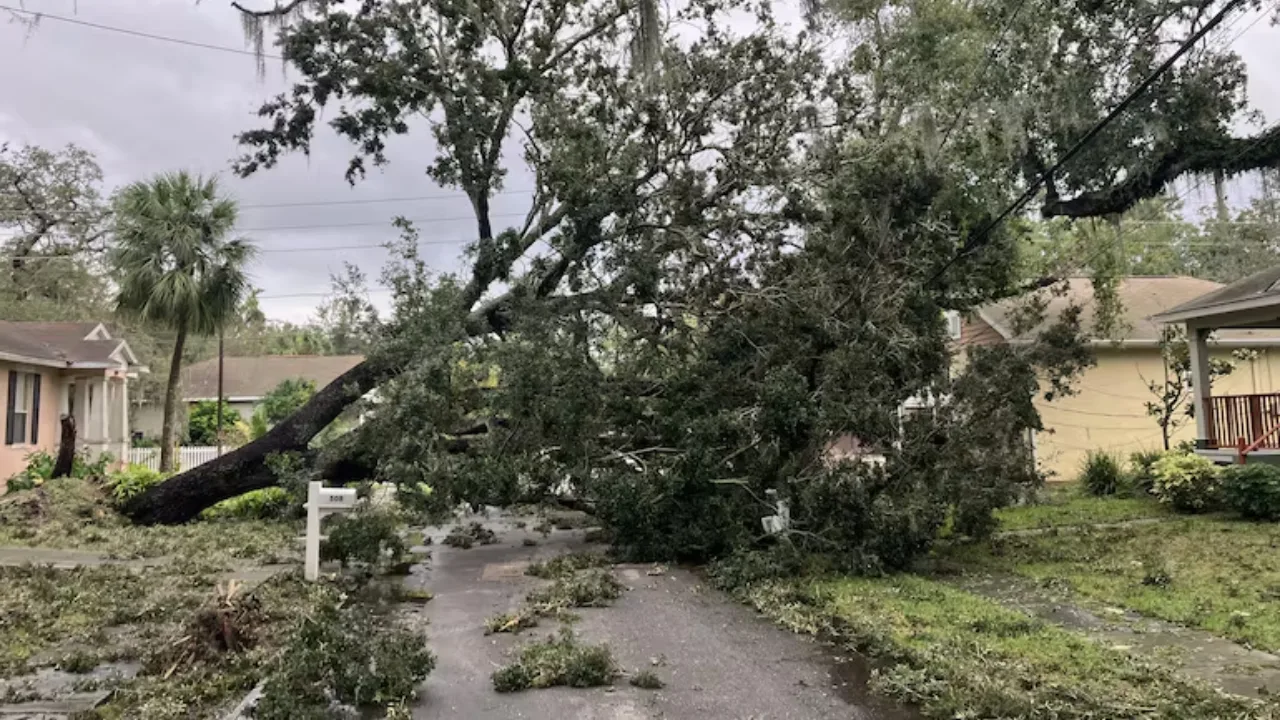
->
(159, 322), (188, 473)
(122, 358), (392, 524)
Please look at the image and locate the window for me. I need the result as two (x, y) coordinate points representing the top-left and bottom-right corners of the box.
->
(5, 371), (41, 446)
(944, 311), (962, 341)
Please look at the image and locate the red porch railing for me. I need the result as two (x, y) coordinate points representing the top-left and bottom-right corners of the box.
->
(1207, 394), (1280, 451)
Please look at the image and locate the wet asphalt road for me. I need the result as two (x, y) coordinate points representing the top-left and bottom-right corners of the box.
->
(406, 513), (916, 720)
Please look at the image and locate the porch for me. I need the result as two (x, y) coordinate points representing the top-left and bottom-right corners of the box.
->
(1153, 266), (1280, 465)
(63, 372), (131, 465)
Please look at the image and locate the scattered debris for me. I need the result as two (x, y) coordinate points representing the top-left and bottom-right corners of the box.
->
(583, 527), (610, 543)
(443, 522), (498, 549)
(630, 669), (665, 689)
(646, 564), (668, 576)
(397, 588), (434, 605)
(522, 538), (538, 547)
(485, 610), (540, 635)
(533, 519), (553, 537)
(526, 551), (611, 579)
(491, 629), (617, 692)
(527, 568), (623, 609)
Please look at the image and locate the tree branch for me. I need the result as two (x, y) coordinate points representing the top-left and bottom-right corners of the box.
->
(1042, 126), (1280, 218)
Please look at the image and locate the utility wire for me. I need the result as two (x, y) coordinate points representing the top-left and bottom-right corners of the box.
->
(931, 0), (1250, 284)
(0, 4), (285, 60)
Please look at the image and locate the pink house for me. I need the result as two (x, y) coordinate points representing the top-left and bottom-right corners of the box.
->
(0, 322), (145, 487)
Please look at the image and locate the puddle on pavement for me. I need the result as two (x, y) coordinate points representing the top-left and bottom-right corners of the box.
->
(826, 651), (922, 719)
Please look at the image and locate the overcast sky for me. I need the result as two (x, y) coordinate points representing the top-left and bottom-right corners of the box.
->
(1, 1), (1278, 324)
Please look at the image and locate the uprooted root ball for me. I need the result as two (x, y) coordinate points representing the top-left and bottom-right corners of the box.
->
(491, 629), (617, 692)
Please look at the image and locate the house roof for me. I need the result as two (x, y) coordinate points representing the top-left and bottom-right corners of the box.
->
(0, 321), (143, 369)
(978, 276), (1280, 346)
(181, 354), (365, 401)
(1151, 265), (1280, 324)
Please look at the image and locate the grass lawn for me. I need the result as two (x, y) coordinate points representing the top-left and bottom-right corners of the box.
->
(944, 514), (1280, 653)
(993, 485), (1172, 532)
(739, 573), (1269, 719)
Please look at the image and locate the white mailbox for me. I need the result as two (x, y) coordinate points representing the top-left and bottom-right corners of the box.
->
(305, 481), (359, 581)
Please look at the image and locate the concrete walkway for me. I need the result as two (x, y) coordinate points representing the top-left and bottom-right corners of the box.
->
(0, 545), (293, 587)
(407, 514), (916, 720)
(947, 572), (1280, 698)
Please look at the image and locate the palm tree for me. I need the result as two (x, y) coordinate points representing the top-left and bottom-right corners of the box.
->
(111, 172), (254, 472)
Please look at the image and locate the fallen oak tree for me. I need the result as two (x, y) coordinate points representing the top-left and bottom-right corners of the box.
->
(121, 0), (1280, 525)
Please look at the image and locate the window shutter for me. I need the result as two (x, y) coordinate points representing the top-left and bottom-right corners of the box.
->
(30, 374), (41, 445)
(5, 371), (16, 446)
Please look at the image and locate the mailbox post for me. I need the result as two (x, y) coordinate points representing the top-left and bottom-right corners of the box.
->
(305, 481), (358, 581)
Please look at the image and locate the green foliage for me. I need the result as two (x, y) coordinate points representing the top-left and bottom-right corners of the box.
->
(201, 487), (293, 521)
(1151, 453), (1221, 513)
(104, 464), (168, 506)
(321, 508), (407, 568)
(442, 522), (497, 549)
(248, 407), (270, 441)
(526, 568), (623, 610)
(1144, 326), (1235, 451)
(185, 400), (243, 446)
(1079, 452), (1124, 497)
(259, 378), (317, 426)
(491, 629), (617, 693)
(254, 591), (435, 718)
(1220, 464), (1280, 521)
(1128, 450), (1164, 494)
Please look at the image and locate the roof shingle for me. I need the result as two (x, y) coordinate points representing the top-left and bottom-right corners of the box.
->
(0, 321), (135, 366)
(181, 355), (365, 400)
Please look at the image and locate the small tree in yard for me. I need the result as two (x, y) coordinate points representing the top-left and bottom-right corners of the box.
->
(1145, 326), (1234, 450)
(111, 172), (254, 472)
(186, 401), (243, 446)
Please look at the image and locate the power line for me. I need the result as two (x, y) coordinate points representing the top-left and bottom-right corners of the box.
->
(932, 0), (1250, 283)
(0, 4), (285, 60)
(235, 210), (527, 233)
(0, 188), (537, 213)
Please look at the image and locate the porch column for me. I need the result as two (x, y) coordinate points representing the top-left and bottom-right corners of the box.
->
(1188, 324), (1213, 449)
(119, 377), (129, 448)
(99, 376), (110, 453)
(75, 381), (90, 443)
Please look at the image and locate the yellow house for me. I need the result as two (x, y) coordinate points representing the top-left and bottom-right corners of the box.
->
(961, 277), (1280, 481)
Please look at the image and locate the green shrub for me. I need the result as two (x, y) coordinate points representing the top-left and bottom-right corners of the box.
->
(1151, 453), (1220, 513)
(200, 487), (293, 520)
(185, 400), (243, 446)
(1128, 450), (1163, 495)
(104, 464), (167, 505)
(1220, 463), (1280, 521)
(1079, 452), (1124, 496)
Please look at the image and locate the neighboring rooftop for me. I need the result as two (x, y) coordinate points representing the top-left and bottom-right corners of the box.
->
(181, 355), (365, 401)
(978, 276), (1280, 345)
(0, 321), (142, 368)
(1152, 265), (1280, 323)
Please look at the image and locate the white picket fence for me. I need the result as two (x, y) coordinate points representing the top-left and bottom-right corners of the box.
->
(127, 446), (220, 472)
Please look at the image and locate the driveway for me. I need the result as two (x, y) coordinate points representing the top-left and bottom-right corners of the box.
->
(407, 513), (916, 720)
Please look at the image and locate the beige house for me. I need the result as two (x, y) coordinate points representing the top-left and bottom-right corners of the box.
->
(962, 277), (1280, 480)
(134, 354), (364, 437)
(0, 322), (145, 485)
